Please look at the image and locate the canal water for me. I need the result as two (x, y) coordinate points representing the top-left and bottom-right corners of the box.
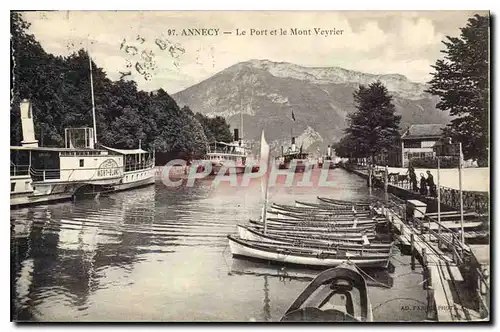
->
(11, 168), (428, 322)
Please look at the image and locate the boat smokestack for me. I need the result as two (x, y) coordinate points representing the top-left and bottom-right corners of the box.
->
(19, 99), (39, 147)
(291, 137), (296, 152)
(327, 145), (331, 157)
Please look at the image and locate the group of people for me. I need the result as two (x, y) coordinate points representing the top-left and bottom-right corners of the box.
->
(407, 166), (436, 197)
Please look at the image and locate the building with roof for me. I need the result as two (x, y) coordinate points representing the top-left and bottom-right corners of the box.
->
(401, 124), (445, 167)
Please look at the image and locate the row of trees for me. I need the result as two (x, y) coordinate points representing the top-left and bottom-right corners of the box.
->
(10, 13), (233, 161)
(335, 14), (489, 167)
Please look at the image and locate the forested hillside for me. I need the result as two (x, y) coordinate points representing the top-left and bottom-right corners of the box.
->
(10, 12), (232, 161)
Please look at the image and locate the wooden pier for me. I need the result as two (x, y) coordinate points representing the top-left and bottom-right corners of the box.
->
(380, 205), (488, 322)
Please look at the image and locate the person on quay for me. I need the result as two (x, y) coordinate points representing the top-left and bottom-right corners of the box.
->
(408, 165), (418, 191)
(419, 173), (428, 196)
(426, 170), (436, 197)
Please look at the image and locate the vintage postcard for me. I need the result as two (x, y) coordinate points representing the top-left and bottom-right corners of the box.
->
(10, 10), (490, 322)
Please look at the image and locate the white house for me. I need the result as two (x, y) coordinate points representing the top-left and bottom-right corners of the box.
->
(401, 124), (445, 167)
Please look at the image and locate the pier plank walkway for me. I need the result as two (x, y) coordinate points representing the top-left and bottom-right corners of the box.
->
(382, 207), (477, 322)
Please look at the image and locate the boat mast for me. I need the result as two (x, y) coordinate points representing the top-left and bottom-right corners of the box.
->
(240, 88), (244, 142)
(88, 47), (98, 145)
(260, 131), (270, 235)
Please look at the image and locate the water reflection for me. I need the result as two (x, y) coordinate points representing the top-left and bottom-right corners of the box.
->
(11, 168), (426, 321)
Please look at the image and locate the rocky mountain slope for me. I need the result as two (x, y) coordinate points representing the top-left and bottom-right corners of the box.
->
(172, 59), (450, 154)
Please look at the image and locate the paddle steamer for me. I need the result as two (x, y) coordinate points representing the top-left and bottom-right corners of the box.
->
(10, 100), (154, 207)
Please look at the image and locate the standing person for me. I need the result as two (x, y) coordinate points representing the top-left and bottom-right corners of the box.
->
(408, 165), (418, 191)
(427, 170), (436, 197)
(419, 173), (428, 196)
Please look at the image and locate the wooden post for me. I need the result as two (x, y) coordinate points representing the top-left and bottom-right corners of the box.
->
(410, 233), (415, 271)
(458, 142), (464, 253)
(368, 163), (372, 188)
(437, 156), (442, 250)
(422, 248), (427, 268)
(426, 286), (435, 320)
(452, 234), (456, 263)
(438, 223), (442, 250)
(384, 164), (388, 193)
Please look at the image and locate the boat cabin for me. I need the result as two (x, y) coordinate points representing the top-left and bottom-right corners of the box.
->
(11, 127), (123, 185)
(205, 141), (248, 165)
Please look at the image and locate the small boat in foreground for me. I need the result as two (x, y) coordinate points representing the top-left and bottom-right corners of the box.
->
(281, 261), (373, 322)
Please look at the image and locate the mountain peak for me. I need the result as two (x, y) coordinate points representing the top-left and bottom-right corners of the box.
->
(226, 59), (424, 100)
(172, 60), (448, 149)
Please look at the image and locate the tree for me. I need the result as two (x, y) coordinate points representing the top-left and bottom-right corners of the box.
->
(426, 14), (489, 166)
(195, 113), (233, 143)
(10, 12), (209, 162)
(334, 134), (362, 159)
(342, 81), (401, 163)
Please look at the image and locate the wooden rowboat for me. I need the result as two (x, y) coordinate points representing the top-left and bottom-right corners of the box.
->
(267, 210), (378, 222)
(317, 196), (374, 207)
(249, 219), (376, 232)
(235, 237), (392, 256)
(228, 235), (391, 269)
(281, 261), (374, 322)
(270, 207), (372, 218)
(242, 225), (376, 242)
(294, 200), (372, 211)
(236, 225), (393, 251)
(262, 217), (379, 228)
(250, 219), (375, 236)
(273, 202), (371, 213)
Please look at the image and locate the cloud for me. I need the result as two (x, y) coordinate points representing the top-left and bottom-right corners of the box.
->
(20, 11), (482, 93)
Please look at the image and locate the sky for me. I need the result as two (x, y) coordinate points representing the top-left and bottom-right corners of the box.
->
(21, 10), (487, 94)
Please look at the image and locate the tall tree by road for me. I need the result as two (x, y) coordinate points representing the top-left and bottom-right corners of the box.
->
(339, 81), (401, 163)
(426, 14), (489, 166)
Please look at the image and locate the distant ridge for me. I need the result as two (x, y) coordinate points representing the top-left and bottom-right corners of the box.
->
(173, 60), (449, 152)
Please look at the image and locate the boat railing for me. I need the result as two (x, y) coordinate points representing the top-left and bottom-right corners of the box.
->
(386, 198), (470, 265)
(28, 165), (126, 182)
(29, 167), (61, 181)
(10, 164), (30, 176)
(207, 147), (247, 155)
(411, 213), (468, 265)
(124, 160), (154, 172)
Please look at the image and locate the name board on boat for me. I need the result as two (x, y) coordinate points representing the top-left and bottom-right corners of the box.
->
(97, 159), (121, 177)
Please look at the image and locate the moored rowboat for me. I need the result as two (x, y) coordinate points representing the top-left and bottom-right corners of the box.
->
(317, 196), (374, 207)
(249, 219), (376, 232)
(267, 210), (378, 222)
(281, 261), (374, 322)
(270, 207), (372, 219)
(294, 200), (372, 211)
(237, 237), (392, 255)
(236, 225), (393, 251)
(242, 225), (376, 242)
(262, 217), (379, 227)
(228, 235), (391, 268)
(274, 202), (371, 213)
